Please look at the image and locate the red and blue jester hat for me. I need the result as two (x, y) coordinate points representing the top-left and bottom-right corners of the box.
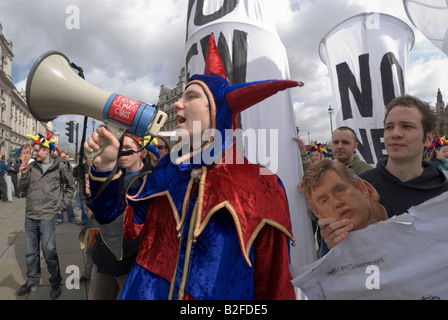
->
(306, 141), (329, 157)
(176, 33), (303, 166)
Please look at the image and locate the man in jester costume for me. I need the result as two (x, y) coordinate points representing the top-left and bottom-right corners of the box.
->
(86, 34), (301, 300)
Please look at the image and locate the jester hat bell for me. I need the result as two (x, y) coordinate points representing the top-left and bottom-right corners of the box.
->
(179, 33), (303, 164)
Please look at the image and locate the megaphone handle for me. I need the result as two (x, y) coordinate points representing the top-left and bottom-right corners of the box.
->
(85, 122), (127, 161)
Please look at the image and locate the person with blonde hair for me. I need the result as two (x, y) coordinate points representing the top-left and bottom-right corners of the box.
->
(292, 137), (328, 171)
(307, 141), (328, 163)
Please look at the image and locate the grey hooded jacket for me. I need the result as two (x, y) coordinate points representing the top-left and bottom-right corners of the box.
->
(19, 154), (75, 220)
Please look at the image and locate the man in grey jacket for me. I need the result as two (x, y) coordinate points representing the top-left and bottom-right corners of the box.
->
(17, 137), (75, 300)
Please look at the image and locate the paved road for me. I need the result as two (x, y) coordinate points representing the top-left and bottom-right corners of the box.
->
(0, 196), (89, 300)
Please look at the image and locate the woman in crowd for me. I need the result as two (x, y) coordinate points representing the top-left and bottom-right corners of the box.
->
(426, 135), (448, 171)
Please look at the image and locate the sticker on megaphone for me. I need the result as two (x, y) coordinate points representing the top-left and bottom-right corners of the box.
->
(86, 107), (167, 162)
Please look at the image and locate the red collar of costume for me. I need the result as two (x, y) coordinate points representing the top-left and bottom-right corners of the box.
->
(128, 143), (295, 267)
(186, 143), (295, 267)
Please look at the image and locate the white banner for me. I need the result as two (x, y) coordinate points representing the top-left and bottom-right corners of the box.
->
(319, 13), (415, 165)
(291, 191), (448, 300)
(185, 0), (317, 273)
(404, 0), (448, 55)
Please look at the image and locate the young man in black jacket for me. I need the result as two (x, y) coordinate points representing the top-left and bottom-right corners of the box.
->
(320, 95), (448, 249)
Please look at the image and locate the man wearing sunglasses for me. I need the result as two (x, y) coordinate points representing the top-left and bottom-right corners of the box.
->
(145, 136), (171, 169)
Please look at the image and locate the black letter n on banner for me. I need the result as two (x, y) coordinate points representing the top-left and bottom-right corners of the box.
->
(336, 54), (373, 120)
(381, 52), (405, 106)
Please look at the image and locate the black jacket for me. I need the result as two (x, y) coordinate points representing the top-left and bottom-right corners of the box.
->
(90, 170), (144, 276)
(360, 159), (448, 218)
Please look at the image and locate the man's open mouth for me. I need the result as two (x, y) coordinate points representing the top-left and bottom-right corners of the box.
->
(176, 115), (186, 124)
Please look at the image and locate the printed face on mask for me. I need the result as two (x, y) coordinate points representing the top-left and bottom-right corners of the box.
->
(311, 170), (374, 231)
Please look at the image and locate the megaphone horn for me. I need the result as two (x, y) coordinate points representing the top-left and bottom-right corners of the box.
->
(26, 51), (167, 160)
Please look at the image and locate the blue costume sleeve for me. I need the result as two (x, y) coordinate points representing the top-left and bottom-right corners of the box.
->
(89, 166), (126, 224)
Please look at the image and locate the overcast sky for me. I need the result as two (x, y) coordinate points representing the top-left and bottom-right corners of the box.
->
(0, 0), (446, 147)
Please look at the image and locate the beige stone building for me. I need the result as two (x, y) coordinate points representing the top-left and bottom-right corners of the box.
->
(156, 67), (186, 133)
(0, 23), (53, 158)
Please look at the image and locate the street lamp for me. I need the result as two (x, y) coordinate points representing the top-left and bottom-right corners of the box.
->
(328, 105), (334, 137)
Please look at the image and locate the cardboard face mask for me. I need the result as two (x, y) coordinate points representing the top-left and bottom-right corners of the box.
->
(312, 172), (387, 231)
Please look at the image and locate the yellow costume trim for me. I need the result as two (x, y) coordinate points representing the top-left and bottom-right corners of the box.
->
(126, 168), (204, 234)
(125, 165), (295, 269)
(192, 199), (295, 268)
(127, 189), (180, 226)
(89, 167), (123, 182)
(192, 167), (207, 236)
(177, 200), (199, 300)
(168, 222), (184, 300)
(124, 162), (295, 272)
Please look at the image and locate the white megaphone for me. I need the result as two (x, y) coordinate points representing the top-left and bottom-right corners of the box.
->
(26, 51), (167, 160)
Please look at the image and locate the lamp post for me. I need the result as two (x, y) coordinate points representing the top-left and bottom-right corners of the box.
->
(328, 105), (334, 137)
(75, 122), (79, 162)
